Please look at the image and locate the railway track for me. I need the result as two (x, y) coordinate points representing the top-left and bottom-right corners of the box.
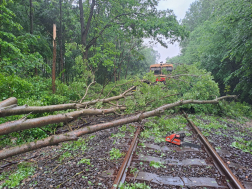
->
(6, 113), (251, 188)
(99, 112), (249, 189)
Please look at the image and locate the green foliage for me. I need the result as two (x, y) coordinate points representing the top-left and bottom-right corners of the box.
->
(59, 152), (72, 162)
(149, 161), (165, 169)
(130, 168), (138, 174)
(118, 182), (151, 189)
(0, 162), (35, 188)
(173, 0), (252, 103)
(61, 138), (87, 152)
(109, 148), (124, 160)
(141, 115), (187, 141)
(77, 158), (91, 165)
(111, 132), (125, 138)
(231, 140), (252, 154)
(219, 101), (252, 120)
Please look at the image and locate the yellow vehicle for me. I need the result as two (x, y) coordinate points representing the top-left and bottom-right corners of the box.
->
(150, 63), (173, 82)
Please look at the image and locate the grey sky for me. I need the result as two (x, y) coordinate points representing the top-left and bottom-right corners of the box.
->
(144, 0), (196, 63)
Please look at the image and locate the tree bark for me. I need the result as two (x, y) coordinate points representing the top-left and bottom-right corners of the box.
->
(0, 97), (17, 108)
(79, 0), (95, 60)
(0, 107), (126, 136)
(0, 95), (236, 160)
(0, 86), (134, 117)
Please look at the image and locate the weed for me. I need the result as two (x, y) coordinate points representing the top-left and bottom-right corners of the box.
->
(88, 181), (93, 185)
(109, 148), (124, 160)
(149, 161), (165, 168)
(118, 182), (151, 189)
(154, 137), (165, 143)
(186, 133), (192, 136)
(59, 152), (72, 162)
(77, 158), (91, 165)
(111, 132), (125, 138)
(0, 162), (35, 188)
(138, 143), (146, 147)
(130, 168), (138, 174)
(119, 125), (127, 132)
(231, 140), (252, 154)
(128, 125), (136, 133)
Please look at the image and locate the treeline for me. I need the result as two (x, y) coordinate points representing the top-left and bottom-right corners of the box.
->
(0, 0), (186, 85)
(168, 0), (252, 103)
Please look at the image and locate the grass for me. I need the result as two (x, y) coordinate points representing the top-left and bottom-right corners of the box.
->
(141, 115), (187, 140)
(0, 162), (36, 188)
(109, 148), (124, 160)
(149, 161), (166, 169)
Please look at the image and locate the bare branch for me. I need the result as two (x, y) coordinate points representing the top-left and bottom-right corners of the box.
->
(0, 95), (236, 160)
(0, 107), (126, 136)
(80, 81), (96, 103)
(0, 86), (134, 117)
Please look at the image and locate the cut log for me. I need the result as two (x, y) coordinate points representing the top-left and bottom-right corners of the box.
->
(0, 95), (236, 160)
(0, 97), (17, 109)
(0, 86), (134, 117)
(0, 107), (126, 136)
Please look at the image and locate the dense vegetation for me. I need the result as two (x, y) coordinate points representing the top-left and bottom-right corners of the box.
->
(0, 1), (252, 188)
(168, 0), (252, 103)
(1, 0), (251, 145)
(1, 0), (186, 83)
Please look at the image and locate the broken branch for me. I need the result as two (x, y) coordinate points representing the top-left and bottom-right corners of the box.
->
(0, 95), (236, 160)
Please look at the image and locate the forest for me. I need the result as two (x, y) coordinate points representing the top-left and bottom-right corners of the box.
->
(0, 0), (252, 188)
(169, 0), (252, 103)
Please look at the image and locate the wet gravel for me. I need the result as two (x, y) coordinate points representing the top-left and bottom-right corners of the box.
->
(1, 113), (251, 188)
(195, 115), (252, 183)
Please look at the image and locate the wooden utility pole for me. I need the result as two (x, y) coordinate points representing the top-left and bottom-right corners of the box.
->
(52, 24), (56, 94)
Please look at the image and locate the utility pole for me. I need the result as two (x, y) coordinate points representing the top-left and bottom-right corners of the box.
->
(52, 24), (56, 93)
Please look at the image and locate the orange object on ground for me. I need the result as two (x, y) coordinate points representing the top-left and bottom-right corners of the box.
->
(165, 133), (185, 145)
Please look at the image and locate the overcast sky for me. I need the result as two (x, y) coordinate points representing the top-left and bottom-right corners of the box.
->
(144, 0), (196, 62)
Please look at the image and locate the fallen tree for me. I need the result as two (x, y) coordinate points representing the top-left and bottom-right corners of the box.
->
(0, 97), (17, 109)
(0, 106), (126, 136)
(0, 86), (134, 117)
(0, 95), (236, 160)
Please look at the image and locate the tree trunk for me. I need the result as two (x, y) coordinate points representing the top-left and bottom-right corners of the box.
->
(30, 0), (37, 76)
(0, 95), (236, 160)
(0, 97), (17, 108)
(0, 107), (126, 136)
(125, 56), (129, 79)
(0, 86), (135, 117)
(79, 0), (95, 60)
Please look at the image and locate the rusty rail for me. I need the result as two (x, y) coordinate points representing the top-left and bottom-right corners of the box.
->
(111, 127), (141, 189)
(182, 111), (245, 189)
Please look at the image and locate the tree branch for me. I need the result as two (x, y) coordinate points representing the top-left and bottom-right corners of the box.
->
(0, 95), (236, 160)
(0, 86), (134, 117)
(80, 81), (96, 103)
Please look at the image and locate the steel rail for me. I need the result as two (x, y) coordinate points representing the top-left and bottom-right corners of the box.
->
(111, 127), (141, 189)
(183, 111), (245, 189)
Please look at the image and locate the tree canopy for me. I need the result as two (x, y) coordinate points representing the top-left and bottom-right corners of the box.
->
(0, 0), (186, 84)
(169, 0), (252, 103)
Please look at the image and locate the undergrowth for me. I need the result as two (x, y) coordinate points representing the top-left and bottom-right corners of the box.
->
(0, 162), (36, 188)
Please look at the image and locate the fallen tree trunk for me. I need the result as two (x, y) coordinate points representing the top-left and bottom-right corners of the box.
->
(0, 95), (236, 160)
(0, 107), (126, 136)
(0, 86), (134, 117)
(0, 97), (17, 109)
